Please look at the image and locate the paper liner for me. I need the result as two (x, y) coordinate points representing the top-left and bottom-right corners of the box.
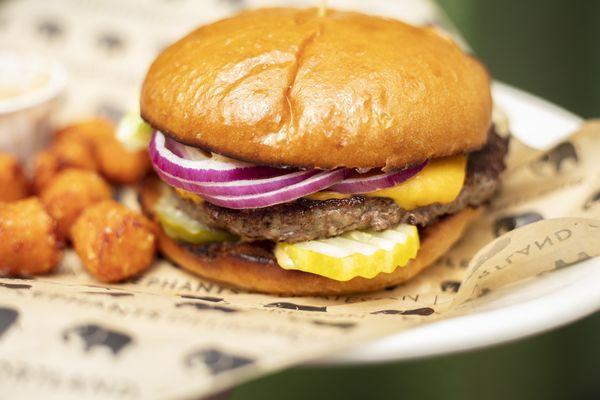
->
(1, 0), (599, 398)
(0, 122), (597, 399)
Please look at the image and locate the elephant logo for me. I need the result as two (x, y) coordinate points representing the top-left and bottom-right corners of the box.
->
(96, 32), (124, 53)
(184, 348), (255, 375)
(264, 302), (327, 312)
(37, 19), (63, 40)
(311, 320), (356, 330)
(583, 190), (600, 211)
(0, 282), (31, 290)
(371, 307), (434, 316)
(175, 301), (239, 314)
(441, 280), (461, 293)
(493, 212), (543, 237)
(82, 291), (133, 297)
(530, 141), (578, 175)
(0, 307), (18, 339)
(62, 323), (133, 356)
(554, 252), (592, 270)
(179, 295), (225, 303)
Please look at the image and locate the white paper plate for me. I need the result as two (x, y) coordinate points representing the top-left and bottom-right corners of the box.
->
(315, 82), (599, 366)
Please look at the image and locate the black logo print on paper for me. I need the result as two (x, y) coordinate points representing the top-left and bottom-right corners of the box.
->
(493, 212), (543, 237)
(96, 31), (125, 53)
(219, 0), (246, 9)
(81, 291), (134, 297)
(179, 295), (224, 302)
(311, 320), (356, 330)
(37, 19), (63, 40)
(530, 141), (579, 175)
(583, 190), (600, 211)
(264, 302), (327, 312)
(554, 252), (592, 270)
(176, 301), (239, 314)
(184, 348), (255, 375)
(62, 324), (133, 356)
(0, 307), (18, 339)
(96, 102), (124, 122)
(0, 282), (32, 290)
(441, 280), (461, 293)
(371, 307), (434, 316)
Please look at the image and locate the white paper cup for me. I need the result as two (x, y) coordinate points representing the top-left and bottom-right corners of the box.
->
(0, 51), (68, 164)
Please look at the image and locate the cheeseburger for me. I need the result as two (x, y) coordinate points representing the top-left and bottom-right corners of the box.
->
(138, 8), (508, 295)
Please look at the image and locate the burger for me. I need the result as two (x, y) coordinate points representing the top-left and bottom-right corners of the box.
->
(137, 8), (508, 295)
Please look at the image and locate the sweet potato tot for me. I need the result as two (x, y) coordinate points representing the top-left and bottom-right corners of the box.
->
(32, 140), (97, 193)
(52, 132), (98, 170)
(32, 119), (114, 193)
(58, 118), (151, 184)
(32, 150), (61, 193)
(54, 118), (112, 146)
(71, 200), (156, 282)
(93, 129), (151, 185)
(40, 169), (112, 240)
(0, 198), (62, 275)
(0, 153), (30, 202)
(33, 118), (150, 191)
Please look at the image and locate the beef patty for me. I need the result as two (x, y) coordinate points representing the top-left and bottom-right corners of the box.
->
(174, 128), (508, 243)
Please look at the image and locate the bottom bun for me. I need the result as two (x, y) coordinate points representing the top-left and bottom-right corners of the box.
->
(140, 178), (481, 295)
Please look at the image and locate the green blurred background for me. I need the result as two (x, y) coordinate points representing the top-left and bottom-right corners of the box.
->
(232, 1), (600, 399)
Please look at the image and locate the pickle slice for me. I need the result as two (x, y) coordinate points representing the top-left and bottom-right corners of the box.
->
(154, 195), (236, 244)
(274, 224), (419, 281)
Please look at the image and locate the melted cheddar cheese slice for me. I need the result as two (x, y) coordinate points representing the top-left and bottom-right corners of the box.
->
(367, 155), (467, 210)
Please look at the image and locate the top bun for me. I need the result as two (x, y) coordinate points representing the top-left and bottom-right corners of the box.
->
(141, 8), (492, 169)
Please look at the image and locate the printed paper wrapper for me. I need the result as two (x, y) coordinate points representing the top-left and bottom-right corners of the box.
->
(1, 1), (599, 399)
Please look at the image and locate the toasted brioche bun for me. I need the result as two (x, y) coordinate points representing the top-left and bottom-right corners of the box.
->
(141, 8), (492, 170)
(140, 178), (480, 295)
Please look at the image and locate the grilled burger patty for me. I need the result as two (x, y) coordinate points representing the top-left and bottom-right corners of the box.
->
(174, 128), (508, 243)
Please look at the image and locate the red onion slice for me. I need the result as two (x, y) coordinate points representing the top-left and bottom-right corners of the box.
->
(149, 132), (428, 209)
(156, 168), (320, 196)
(199, 169), (349, 209)
(330, 161), (428, 194)
(149, 131), (281, 182)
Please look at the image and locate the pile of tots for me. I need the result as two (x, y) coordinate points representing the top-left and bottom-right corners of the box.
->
(0, 119), (157, 282)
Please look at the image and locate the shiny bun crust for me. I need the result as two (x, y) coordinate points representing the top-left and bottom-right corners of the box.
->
(140, 178), (480, 295)
(141, 8), (492, 169)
